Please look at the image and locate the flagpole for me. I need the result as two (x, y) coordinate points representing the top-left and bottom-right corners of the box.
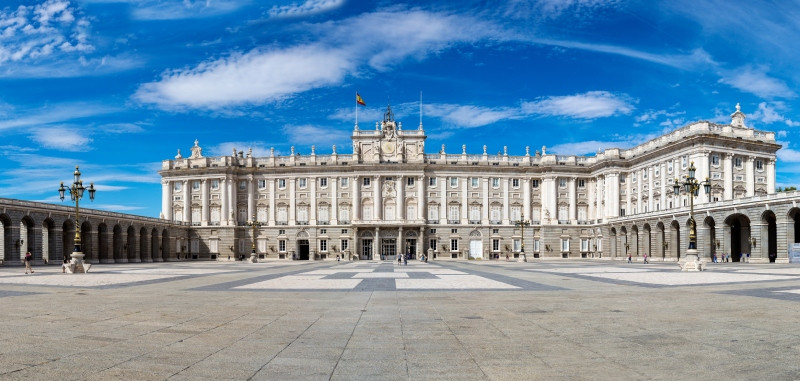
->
(355, 91), (358, 129)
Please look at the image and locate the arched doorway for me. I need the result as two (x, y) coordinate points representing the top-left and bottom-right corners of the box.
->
(20, 216), (35, 261)
(670, 220), (681, 260)
(81, 221), (93, 262)
(790, 208), (800, 245)
(62, 219), (75, 261)
(297, 231), (310, 260)
(0, 214), (10, 262)
(405, 230), (418, 259)
(631, 225), (639, 258)
(703, 216), (716, 260)
(609, 227), (617, 258)
(724, 214), (751, 262)
(113, 225), (123, 263)
(98, 223), (110, 263)
(468, 230), (482, 259)
(127, 226), (137, 262)
(161, 229), (170, 261)
(656, 222), (666, 260)
(762, 210), (777, 262)
(43, 218), (56, 263)
(360, 231), (374, 260)
(643, 224), (651, 259)
(620, 226), (628, 258)
(140, 227), (150, 262)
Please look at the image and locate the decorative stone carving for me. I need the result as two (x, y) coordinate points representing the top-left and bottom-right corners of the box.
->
(189, 139), (203, 158)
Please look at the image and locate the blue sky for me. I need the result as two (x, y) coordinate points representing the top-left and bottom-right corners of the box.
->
(1, 0), (800, 218)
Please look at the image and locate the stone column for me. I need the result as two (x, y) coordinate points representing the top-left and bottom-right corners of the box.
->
(659, 164), (666, 211)
(767, 159), (776, 194)
(398, 227), (404, 258)
(605, 172), (619, 218)
(723, 153), (733, 200)
(374, 226), (380, 260)
(289, 177), (296, 224)
(201, 179), (209, 226)
(229, 177), (237, 225)
(220, 177), (229, 226)
(183, 180), (190, 223)
(523, 178), (531, 222)
(310, 176), (317, 224)
(625, 172), (632, 215)
(161, 180), (172, 220)
(568, 177), (576, 223)
(373, 175), (381, 220)
(397, 175), (405, 221)
(648, 167), (654, 213)
(331, 176), (338, 225)
(352, 176), (360, 221)
(269, 178), (276, 226)
(439, 176), (446, 224)
(588, 178), (596, 221)
(418, 176), (425, 221)
(502, 177), (510, 224)
(247, 175), (255, 221)
(482, 178), (489, 224)
(746, 156), (755, 197)
(635, 171), (642, 214)
(461, 176), (468, 224)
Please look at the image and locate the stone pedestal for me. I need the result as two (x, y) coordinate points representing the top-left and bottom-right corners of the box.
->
(518, 253), (527, 262)
(679, 249), (704, 271)
(69, 252), (90, 274)
(249, 251), (258, 263)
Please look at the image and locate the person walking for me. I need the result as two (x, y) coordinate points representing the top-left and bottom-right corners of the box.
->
(627, 254), (632, 264)
(643, 253), (648, 264)
(24, 251), (33, 274)
(62, 256), (70, 273)
(403, 253), (408, 266)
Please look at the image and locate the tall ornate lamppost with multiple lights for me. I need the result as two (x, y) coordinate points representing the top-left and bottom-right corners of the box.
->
(673, 161), (710, 271)
(515, 213), (531, 262)
(58, 166), (96, 273)
(246, 214), (263, 263)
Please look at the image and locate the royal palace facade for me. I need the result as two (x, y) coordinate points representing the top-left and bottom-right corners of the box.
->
(1, 104), (799, 265)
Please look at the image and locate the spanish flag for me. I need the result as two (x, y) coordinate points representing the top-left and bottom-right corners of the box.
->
(356, 93), (366, 106)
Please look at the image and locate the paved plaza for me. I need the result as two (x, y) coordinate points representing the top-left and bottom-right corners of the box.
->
(2, 259), (800, 380)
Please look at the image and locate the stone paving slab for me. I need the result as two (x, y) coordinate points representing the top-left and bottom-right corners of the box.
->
(2, 260), (800, 379)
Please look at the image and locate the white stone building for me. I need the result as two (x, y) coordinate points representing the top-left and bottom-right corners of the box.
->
(158, 104), (799, 263)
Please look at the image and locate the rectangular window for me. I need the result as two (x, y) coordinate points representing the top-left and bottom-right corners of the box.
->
(318, 206), (329, 224)
(429, 239), (437, 250)
(734, 157), (742, 168)
(578, 179), (585, 188)
(339, 207), (350, 223)
(407, 177), (415, 186)
(211, 179), (220, 190)
(341, 239), (349, 250)
(469, 206), (480, 222)
(667, 161), (673, 173)
(513, 239), (521, 252)
(581, 239), (589, 251)
(711, 154), (720, 166)
(492, 178), (500, 188)
(363, 177), (371, 186)
(279, 229), (285, 235)
(450, 177), (458, 188)
(278, 179), (286, 189)
(297, 206), (308, 223)
(510, 206), (521, 222)
(490, 206), (501, 223)
(682, 156), (688, 169)
(561, 238), (570, 251)
(533, 239), (540, 252)
(512, 178), (520, 188)
(340, 177), (349, 187)
(755, 160), (763, 171)
(492, 229), (499, 234)
(239, 180), (247, 190)
(451, 228), (458, 234)
(341, 229), (348, 234)
(532, 179), (539, 188)
(173, 182), (182, 192)
(642, 169), (647, 180)
(192, 180), (200, 190)
(559, 178), (567, 187)
(429, 177), (437, 186)
(257, 179), (267, 189)
(471, 177), (479, 187)
(298, 178), (307, 188)
(448, 205), (459, 222)
(279, 239), (286, 252)
(450, 239), (458, 251)
(427, 205), (439, 221)
(277, 206), (288, 224)
(430, 229), (436, 234)
(319, 178), (327, 187)
(619, 175), (626, 184)
(320, 239), (327, 252)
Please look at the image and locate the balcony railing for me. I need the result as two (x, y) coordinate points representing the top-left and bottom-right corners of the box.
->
(297, 221), (309, 225)
(427, 220), (439, 224)
(318, 221), (330, 225)
(276, 221), (288, 225)
(469, 220), (481, 224)
(490, 220), (502, 225)
(558, 220), (570, 224)
(447, 220), (461, 224)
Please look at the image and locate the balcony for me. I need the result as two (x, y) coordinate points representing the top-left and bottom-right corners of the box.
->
(577, 220), (590, 225)
(276, 221), (288, 226)
(297, 221), (309, 225)
(469, 220), (481, 224)
(490, 220), (502, 225)
(558, 220), (570, 224)
(339, 220), (350, 224)
(318, 221), (330, 225)
(447, 220), (461, 224)
(427, 220), (439, 224)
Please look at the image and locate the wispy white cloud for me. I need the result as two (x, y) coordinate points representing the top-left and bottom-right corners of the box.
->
(282, 124), (349, 147)
(0, 54), (142, 78)
(30, 126), (93, 151)
(0, 0), (93, 65)
(268, 0), (344, 18)
(135, 8), (506, 110)
(118, 0), (249, 20)
(778, 146), (800, 163)
(0, 103), (120, 131)
(748, 102), (800, 127)
(718, 66), (795, 98)
(635, 108), (685, 124)
(208, 141), (274, 158)
(424, 104), (520, 127)
(522, 91), (635, 119)
(531, 39), (715, 71)
(549, 139), (636, 155)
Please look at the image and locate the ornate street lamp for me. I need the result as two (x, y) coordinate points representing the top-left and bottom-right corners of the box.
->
(515, 213), (531, 262)
(246, 214), (264, 263)
(673, 161), (711, 271)
(58, 165), (95, 273)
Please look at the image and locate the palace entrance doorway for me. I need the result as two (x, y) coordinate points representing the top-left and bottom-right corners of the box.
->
(298, 240), (309, 260)
(361, 239), (373, 260)
(405, 239), (417, 259)
(382, 238), (397, 260)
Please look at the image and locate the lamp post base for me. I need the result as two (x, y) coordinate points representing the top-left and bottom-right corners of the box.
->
(679, 249), (704, 271)
(68, 252), (91, 274)
(518, 253), (527, 262)
(249, 252), (258, 263)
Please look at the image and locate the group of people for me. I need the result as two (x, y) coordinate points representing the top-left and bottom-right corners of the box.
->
(627, 253), (649, 264)
(712, 252), (750, 263)
(395, 252), (427, 265)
